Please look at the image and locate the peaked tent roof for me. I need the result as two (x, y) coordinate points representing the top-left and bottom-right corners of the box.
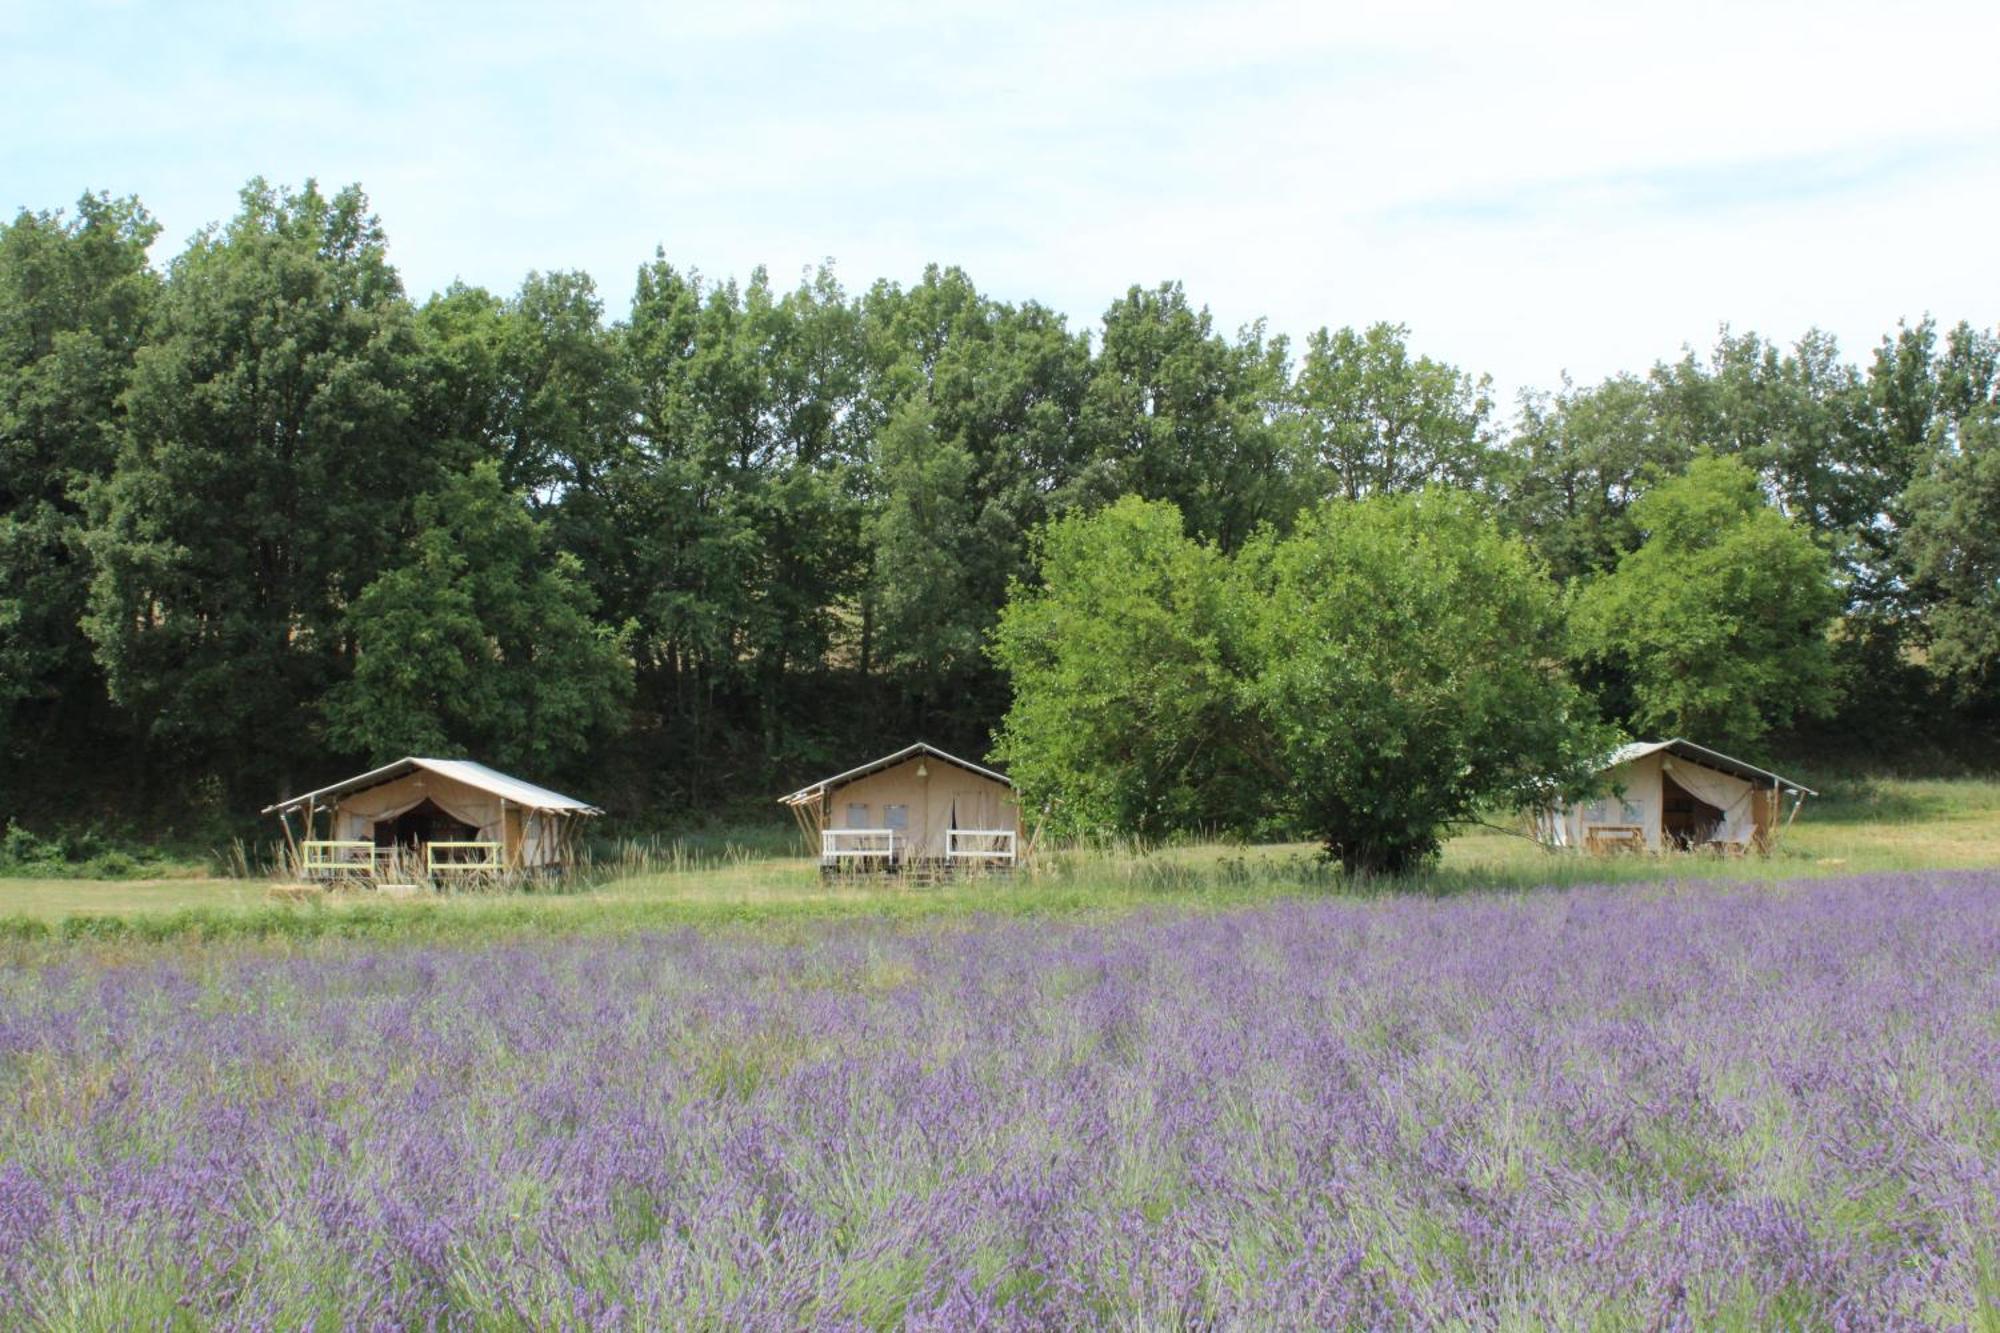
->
(1601, 739), (1815, 795)
(778, 742), (1012, 806)
(262, 758), (602, 815)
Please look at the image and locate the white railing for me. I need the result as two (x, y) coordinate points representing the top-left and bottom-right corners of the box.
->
(300, 840), (376, 878)
(822, 828), (898, 861)
(946, 829), (1017, 864)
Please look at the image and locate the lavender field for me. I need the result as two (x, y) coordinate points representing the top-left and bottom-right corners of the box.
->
(3, 873), (1999, 1329)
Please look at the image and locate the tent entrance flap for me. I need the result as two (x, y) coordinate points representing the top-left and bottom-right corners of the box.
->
(1661, 775), (1723, 848)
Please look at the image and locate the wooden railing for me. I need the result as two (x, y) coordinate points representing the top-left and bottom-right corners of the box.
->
(822, 828), (898, 862)
(946, 829), (1017, 864)
(300, 840), (376, 878)
(426, 841), (505, 876)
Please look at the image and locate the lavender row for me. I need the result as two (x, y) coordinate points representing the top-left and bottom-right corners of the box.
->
(3, 873), (1998, 1328)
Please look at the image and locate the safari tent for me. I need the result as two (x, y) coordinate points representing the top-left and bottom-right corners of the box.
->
(1538, 739), (1813, 854)
(779, 742), (1023, 870)
(264, 757), (600, 881)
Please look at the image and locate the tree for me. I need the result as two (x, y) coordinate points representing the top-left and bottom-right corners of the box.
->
(1571, 455), (1841, 745)
(1496, 373), (1690, 583)
(0, 194), (158, 766)
(1079, 283), (1301, 551)
(1296, 322), (1493, 502)
(1242, 491), (1609, 874)
(84, 180), (422, 796)
(323, 462), (630, 772)
(1902, 408), (2000, 698)
(867, 399), (979, 690)
(989, 497), (1262, 840)
(858, 266), (1092, 721)
(992, 492), (1609, 873)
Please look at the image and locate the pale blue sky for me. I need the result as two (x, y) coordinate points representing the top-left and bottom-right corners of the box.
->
(6, 0), (1997, 400)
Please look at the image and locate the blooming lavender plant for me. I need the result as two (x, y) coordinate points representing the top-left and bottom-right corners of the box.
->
(2, 872), (1997, 1328)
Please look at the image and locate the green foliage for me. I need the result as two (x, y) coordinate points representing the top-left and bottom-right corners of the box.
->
(0, 193), (158, 756)
(991, 497), (1259, 840)
(83, 179), (423, 794)
(1080, 283), (1300, 551)
(323, 461), (631, 771)
(1242, 491), (1613, 874)
(2, 172), (1996, 840)
(1296, 322), (1494, 502)
(0, 821), (163, 879)
(868, 400), (979, 686)
(859, 266), (1092, 715)
(1496, 374), (1690, 583)
(1903, 409), (2000, 696)
(995, 492), (1610, 873)
(1571, 456), (1841, 745)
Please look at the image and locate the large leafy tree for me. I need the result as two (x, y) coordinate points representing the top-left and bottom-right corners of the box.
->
(1652, 329), (1886, 546)
(993, 492), (1608, 872)
(0, 193), (158, 763)
(610, 256), (767, 776)
(609, 259), (877, 792)
(1242, 491), (1610, 874)
(1296, 322), (1493, 502)
(1571, 455), (1841, 745)
(866, 399), (978, 691)
(1080, 283), (1300, 551)
(989, 497), (1262, 840)
(84, 180), (422, 796)
(1902, 396), (2000, 700)
(412, 272), (636, 639)
(859, 266), (1091, 720)
(323, 462), (630, 772)
(1497, 374), (1691, 584)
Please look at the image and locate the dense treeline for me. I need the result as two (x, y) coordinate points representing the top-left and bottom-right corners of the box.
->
(2, 180), (1996, 839)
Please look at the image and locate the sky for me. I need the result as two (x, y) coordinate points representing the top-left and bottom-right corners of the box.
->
(5, 0), (1997, 406)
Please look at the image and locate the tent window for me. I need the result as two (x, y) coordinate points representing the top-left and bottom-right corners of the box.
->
(845, 802), (870, 828)
(883, 804), (909, 830)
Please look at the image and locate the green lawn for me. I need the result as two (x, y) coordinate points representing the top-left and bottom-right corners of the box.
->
(2, 774), (1996, 940)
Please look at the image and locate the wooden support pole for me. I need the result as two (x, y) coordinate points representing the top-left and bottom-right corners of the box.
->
(277, 806), (300, 871)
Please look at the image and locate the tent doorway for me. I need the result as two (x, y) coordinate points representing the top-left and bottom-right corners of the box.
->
(374, 798), (477, 854)
(1661, 774), (1723, 848)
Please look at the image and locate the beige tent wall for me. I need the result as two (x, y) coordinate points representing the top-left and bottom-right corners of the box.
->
(518, 810), (571, 868)
(1751, 788), (1780, 851)
(825, 756), (1020, 859)
(1588, 753), (1664, 850)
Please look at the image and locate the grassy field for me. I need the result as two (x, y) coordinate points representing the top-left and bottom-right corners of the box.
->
(1, 773), (1995, 940)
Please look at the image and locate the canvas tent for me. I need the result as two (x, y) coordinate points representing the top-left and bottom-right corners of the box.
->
(779, 742), (1023, 868)
(264, 758), (600, 879)
(1537, 739), (1813, 854)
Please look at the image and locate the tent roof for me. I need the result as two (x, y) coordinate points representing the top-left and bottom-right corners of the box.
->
(262, 758), (603, 815)
(1603, 739), (1816, 795)
(778, 742), (1012, 806)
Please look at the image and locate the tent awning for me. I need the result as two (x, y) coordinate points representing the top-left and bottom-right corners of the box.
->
(262, 758), (602, 815)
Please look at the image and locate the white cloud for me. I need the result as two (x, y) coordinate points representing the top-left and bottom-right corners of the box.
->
(5, 0), (1996, 404)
